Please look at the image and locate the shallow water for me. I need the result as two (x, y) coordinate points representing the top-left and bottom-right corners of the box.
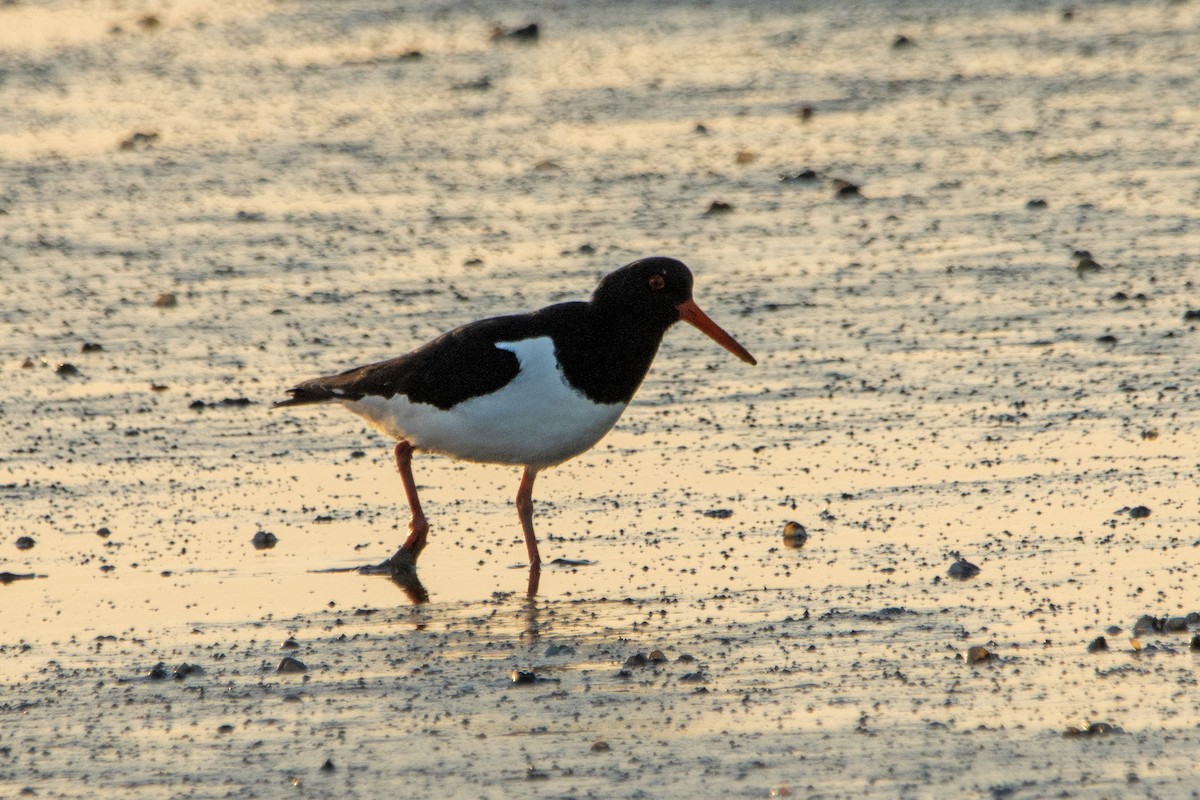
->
(3, 0), (1200, 796)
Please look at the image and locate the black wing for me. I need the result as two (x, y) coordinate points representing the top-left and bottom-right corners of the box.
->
(273, 311), (569, 411)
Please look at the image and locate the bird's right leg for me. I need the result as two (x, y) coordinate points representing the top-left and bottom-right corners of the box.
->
(386, 440), (428, 569)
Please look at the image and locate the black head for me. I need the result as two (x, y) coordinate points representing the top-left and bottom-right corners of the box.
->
(591, 257), (695, 326)
(592, 257), (756, 365)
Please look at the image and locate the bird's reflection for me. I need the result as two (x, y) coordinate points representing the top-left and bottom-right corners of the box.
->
(352, 550), (543, 605)
(381, 561), (431, 604)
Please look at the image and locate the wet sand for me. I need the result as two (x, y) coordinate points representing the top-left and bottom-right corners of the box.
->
(2, 0), (1200, 796)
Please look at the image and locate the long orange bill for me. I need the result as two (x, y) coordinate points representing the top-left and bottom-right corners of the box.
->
(677, 299), (757, 365)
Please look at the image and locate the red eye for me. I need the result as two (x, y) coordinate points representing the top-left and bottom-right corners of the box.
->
(648, 274), (666, 290)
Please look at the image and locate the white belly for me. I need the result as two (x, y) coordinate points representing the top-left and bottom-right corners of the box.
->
(344, 337), (627, 469)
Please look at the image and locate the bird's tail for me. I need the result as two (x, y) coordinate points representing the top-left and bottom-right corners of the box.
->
(271, 385), (339, 409)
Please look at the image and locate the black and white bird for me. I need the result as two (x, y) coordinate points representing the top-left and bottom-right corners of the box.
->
(273, 257), (755, 573)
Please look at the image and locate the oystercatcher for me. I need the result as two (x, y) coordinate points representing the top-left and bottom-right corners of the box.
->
(274, 256), (755, 574)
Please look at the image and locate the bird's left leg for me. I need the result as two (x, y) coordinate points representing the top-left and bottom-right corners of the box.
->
(516, 466), (542, 570)
(385, 440), (429, 570)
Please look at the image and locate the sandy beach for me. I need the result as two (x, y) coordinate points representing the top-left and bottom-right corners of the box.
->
(2, 0), (1200, 796)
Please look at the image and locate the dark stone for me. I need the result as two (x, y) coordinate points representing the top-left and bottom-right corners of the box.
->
(779, 170), (820, 183)
(966, 646), (992, 664)
(277, 657), (307, 674)
(252, 531), (278, 550)
(947, 557), (981, 580)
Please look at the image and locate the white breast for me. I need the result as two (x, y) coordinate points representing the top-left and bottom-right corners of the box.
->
(344, 337), (627, 469)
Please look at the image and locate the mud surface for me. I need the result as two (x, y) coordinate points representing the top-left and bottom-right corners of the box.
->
(2, 0), (1200, 797)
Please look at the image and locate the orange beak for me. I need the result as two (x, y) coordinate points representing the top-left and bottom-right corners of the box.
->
(677, 299), (757, 365)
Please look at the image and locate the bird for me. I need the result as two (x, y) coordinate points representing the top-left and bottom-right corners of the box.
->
(273, 256), (756, 576)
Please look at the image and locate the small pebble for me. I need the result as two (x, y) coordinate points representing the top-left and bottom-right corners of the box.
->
(833, 179), (862, 198)
(252, 531), (278, 550)
(965, 646), (992, 664)
(1132, 615), (1161, 634)
(491, 23), (539, 42)
(1074, 251), (1102, 271)
(148, 662), (170, 680)
(119, 131), (159, 150)
(80, 342), (103, 353)
(703, 201), (734, 215)
(1086, 636), (1108, 653)
(319, 759), (335, 772)
(1190, 635), (1200, 651)
(544, 644), (575, 657)
(1163, 616), (1188, 632)
(782, 521), (808, 549)
(217, 724), (235, 735)
(779, 170), (820, 184)
(647, 650), (668, 663)
(1026, 198), (1048, 209)
(1183, 309), (1200, 321)
(591, 740), (611, 753)
(510, 670), (537, 685)
(623, 653), (648, 669)
(153, 293), (177, 308)
(277, 657), (307, 674)
(947, 557), (981, 580)
(15, 536), (35, 551)
(174, 662), (203, 679)
(892, 34), (916, 48)
(1064, 721), (1122, 737)
(281, 638), (300, 650)
(54, 362), (80, 377)
(1128, 505), (1151, 519)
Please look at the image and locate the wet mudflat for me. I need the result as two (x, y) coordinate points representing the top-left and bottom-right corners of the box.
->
(2, 0), (1200, 797)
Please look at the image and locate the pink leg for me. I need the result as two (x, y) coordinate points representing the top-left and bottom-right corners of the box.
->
(394, 441), (429, 561)
(516, 467), (542, 570)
